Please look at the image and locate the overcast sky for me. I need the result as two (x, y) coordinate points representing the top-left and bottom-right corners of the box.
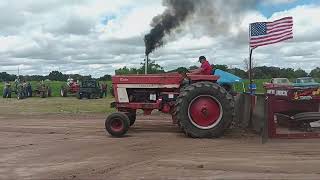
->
(0, 0), (319, 77)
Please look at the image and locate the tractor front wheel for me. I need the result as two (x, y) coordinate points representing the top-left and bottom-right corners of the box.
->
(105, 112), (130, 137)
(175, 82), (234, 138)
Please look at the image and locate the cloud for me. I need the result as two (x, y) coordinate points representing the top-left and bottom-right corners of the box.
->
(0, 0), (319, 77)
(261, 0), (297, 5)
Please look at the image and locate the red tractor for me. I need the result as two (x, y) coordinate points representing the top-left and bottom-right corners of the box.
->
(105, 73), (234, 138)
(60, 79), (80, 97)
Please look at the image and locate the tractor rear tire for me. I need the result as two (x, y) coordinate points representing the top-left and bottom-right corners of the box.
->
(105, 112), (130, 137)
(175, 82), (234, 138)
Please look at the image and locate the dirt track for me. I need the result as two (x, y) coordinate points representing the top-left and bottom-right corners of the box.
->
(1, 110), (320, 179)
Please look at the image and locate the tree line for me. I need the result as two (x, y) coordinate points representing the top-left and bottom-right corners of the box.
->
(1, 63), (320, 82)
(0, 71), (112, 82)
(115, 62), (320, 79)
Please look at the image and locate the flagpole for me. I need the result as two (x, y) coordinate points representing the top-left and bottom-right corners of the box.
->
(248, 24), (255, 130)
(248, 24), (252, 94)
(248, 23), (256, 94)
(249, 48), (253, 94)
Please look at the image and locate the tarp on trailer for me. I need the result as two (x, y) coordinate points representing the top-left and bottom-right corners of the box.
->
(214, 69), (243, 84)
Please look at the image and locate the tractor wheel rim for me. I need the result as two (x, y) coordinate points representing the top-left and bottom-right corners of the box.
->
(110, 118), (124, 132)
(188, 95), (223, 129)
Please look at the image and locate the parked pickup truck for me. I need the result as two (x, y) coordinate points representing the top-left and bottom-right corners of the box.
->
(293, 77), (320, 88)
(263, 78), (292, 89)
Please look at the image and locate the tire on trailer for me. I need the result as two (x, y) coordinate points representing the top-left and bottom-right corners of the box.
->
(175, 82), (234, 138)
(105, 112), (130, 137)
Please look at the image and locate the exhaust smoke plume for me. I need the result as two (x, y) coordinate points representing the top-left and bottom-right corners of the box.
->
(144, 0), (257, 55)
(144, 0), (195, 55)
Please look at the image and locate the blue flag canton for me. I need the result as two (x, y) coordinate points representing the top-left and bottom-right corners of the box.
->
(250, 22), (267, 36)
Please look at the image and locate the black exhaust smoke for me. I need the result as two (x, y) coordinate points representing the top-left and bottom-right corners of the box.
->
(144, 0), (257, 56)
(144, 0), (195, 55)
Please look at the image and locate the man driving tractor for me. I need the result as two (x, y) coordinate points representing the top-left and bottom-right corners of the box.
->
(190, 56), (213, 75)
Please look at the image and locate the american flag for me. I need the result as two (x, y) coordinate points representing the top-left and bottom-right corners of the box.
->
(249, 17), (293, 48)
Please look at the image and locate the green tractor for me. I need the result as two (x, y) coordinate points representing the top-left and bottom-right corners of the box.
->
(76, 79), (102, 99)
(11, 79), (32, 100)
(34, 80), (52, 98)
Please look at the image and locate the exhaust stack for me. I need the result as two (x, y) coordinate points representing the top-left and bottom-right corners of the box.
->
(145, 55), (149, 74)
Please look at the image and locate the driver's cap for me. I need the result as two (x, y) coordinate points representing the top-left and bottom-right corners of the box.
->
(199, 56), (206, 62)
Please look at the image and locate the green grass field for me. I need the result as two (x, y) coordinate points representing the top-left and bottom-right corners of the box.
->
(233, 79), (269, 93)
(0, 79), (276, 97)
(0, 97), (115, 114)
(0, 79), (270, 115)
(1, 78), (318, 97)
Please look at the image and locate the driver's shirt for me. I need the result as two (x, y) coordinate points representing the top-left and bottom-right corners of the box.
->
(200, 60), (213, 75)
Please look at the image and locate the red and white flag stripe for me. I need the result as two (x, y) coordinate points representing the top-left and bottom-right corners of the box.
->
(250, 17), (293, 48)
